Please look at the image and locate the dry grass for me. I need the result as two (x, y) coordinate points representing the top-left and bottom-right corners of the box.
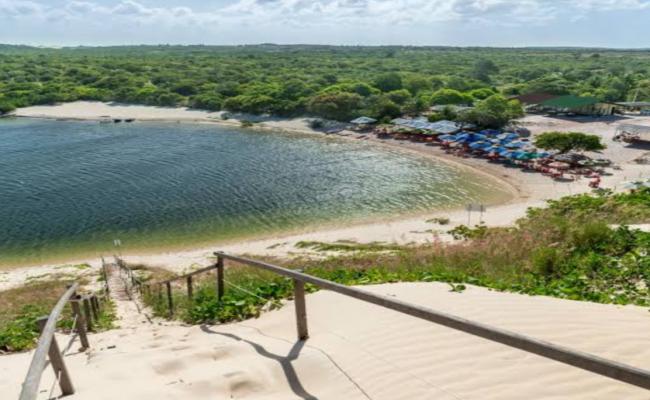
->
(0, 280), (74, 325)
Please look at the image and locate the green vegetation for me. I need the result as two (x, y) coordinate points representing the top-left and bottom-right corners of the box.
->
(2, 45), (650, 123)
(295, 240), (406, 253)
(139, 189), (650, 326)
(534, 131), (606, 153)
(0, 279), (116, 352)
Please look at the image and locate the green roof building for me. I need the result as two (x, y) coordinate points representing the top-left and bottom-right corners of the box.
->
(539, 95), (615, 116)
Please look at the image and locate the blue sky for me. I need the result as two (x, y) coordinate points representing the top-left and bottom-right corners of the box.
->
(1, 0), (650, 47)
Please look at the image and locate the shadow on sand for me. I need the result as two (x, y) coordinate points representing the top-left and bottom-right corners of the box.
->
(199, 324), (318, 400)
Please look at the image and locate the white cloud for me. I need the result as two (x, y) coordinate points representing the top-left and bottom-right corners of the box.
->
(0, 0), (43, 17)
(1, 0), (650, 41)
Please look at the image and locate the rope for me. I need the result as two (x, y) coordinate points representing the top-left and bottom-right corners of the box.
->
(47, 370), (61, 400)
(223, 279), (275, 303)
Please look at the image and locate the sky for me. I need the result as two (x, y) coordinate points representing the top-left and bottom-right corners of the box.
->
(1, 0), (650, 48)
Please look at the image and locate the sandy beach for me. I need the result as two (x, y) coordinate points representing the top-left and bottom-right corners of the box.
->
(3, 280), (650, 399)
(2, 102), (650, 286)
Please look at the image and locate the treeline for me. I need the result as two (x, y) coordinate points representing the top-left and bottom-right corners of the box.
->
(1, 45), (650, 121)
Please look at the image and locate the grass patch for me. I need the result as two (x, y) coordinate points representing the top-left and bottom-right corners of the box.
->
(140, 189), (650, 326)
(0, 279), (116, 353)
(295, 240), (406, 253)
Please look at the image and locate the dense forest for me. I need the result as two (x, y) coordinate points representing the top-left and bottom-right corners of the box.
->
(1, 45), (650, 121)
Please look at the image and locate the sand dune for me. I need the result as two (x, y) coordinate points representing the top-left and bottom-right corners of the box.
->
(4, 282), (650, 399)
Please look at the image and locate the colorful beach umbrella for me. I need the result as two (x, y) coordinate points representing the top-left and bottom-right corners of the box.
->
(497, 133), (519, 141)
(469, 141), (490, 150)
(438, 134), (457, 142)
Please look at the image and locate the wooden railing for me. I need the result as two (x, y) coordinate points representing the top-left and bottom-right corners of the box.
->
(131, 251), (650, 392)
(19, 273), (109, 400)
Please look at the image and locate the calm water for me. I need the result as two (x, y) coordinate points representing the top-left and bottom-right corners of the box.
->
(0, 118), (509, 265)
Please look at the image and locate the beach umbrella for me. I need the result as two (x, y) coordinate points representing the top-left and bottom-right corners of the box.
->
(469, 141), (490, 150)
(505, 141), (526, 149)
(438, 134), (457, 142)
(484, 145), (503, 153)
(497, 133), (519, 141)
(480, 129), (500, 136)
(535, 151), (551, 159)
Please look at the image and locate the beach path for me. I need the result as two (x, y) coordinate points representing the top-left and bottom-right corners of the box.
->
(3, 282), (650, 399)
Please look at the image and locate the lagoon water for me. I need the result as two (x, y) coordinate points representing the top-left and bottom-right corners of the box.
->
(0, 118), (509, 265)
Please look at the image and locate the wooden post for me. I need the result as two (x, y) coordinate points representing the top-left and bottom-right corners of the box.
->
(186, 276), (193, 301)
(90, 296), (100, 321)
(37, 317), (75, 396)
(69, 300), (89, 350)
(166, 281), (173, 317)
(82, 297), (94, 332)
(216, 255), (224, 300)
(293, 279), (309, 341)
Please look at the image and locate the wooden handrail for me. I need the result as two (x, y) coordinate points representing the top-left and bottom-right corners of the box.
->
(19, 283), (79, 400)
(215, 252), (650, 391)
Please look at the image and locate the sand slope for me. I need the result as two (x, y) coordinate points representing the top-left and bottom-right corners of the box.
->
(4, 282), (650, 399)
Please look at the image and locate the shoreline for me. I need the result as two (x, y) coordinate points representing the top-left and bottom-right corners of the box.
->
(3, 101), (649, 287)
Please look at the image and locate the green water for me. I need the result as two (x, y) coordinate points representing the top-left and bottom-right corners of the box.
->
(0, 118), (510, 266)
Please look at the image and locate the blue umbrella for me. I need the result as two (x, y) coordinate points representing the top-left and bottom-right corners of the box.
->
(439, 134), (457, 142)
(505, 141), (526, 149)
(485, 145), (505, 153)
(469, 141), (490, 150)
(480, 129), (500, 136)
(497, 133), (519, 141)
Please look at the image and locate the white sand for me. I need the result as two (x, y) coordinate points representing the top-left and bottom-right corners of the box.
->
(3, 281), (650, 399)
(3, 103), (650, 283)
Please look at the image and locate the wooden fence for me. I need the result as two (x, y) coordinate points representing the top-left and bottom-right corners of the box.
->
(18, 285), (108, 400)
(131, 251), (650, 392)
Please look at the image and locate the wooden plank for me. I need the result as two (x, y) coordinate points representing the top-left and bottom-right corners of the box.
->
(216, 252), (650, 391)
(186, 276), (193, 301)
(166, 281), (174, 317)
(83, 297), (94, 332)
(19, 283), (78, 400)
(69, 300), (89, 350)
(37, 317), (75, 396)
(293, 279), (308, 341)
(216, 256), (224, 300)
(90, 296), (100, 321)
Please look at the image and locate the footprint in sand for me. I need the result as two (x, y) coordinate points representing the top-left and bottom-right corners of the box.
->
(224, 371), (265, 397)
(152, 359), (185, 375)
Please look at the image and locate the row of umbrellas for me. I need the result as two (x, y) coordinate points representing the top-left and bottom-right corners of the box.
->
(439, 131), (551, 160)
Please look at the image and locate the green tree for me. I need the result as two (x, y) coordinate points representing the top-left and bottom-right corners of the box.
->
(429, 89), (473, 105)
(373, 72), (403, 92)
(461, 95), (524, 128)
(385, 89), (411, 105)
(307, 92), (363, 121)
(469, 88), (496, 100)
(534, 132), (606, 154)
(365, 95), (402, 119)
(472, 59), (499, 82)
(403, 74), (431, 95)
